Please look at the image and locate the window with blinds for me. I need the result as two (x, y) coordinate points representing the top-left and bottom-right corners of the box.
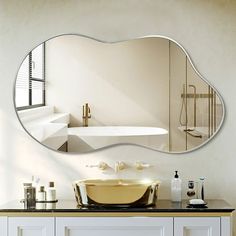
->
(15, 43), (45, 110)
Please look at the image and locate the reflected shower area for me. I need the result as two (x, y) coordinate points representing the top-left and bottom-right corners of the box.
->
(169, 42), (223, 152)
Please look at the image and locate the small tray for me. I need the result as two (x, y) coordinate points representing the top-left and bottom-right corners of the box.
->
(20, 199), (58, 203)
(36, 200), (58, 203)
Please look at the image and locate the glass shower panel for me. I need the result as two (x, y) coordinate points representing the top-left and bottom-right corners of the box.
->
(169, 41), (223, 152)
(186, 60), (209, 150)
(169, 41), (187, 152)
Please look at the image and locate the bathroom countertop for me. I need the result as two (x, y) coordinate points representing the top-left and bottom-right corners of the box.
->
(0, 199), (234, 217)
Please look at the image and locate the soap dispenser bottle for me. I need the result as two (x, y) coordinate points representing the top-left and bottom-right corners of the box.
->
(171, 171), (182, 202)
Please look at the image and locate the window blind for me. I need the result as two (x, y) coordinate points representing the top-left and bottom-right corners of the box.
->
(15, 43), (45, 109)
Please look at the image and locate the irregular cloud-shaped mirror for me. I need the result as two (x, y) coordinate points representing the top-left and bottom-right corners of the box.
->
(14, 35), (224, 153)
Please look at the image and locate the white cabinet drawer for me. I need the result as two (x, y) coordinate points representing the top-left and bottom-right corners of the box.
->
(56, 217), (173, 236)
(0, 217), (7, 236)
(174, 217), (220, 236)
(8, 217), (54, 236)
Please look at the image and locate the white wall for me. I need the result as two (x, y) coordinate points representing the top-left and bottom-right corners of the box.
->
(0, 0), (236, 233)
(46, 36), (169, 128)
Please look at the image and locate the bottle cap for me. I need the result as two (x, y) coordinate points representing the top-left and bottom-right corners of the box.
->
(39, 186), (45, 192)
(49, 182), (54, 187)
(174, 171), (179, 178)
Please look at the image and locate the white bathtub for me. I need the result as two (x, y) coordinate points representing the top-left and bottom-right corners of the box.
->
(68, 126), (168, 137)
(68, 126), (168, 152)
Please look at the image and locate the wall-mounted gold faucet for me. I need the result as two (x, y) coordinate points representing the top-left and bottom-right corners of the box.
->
(82, 103), (91, 127)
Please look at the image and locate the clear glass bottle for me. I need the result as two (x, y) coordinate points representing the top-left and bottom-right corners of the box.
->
(199, 177), (205, 200)
(171, 171), (182, 202)
(23, 183), (36, 209)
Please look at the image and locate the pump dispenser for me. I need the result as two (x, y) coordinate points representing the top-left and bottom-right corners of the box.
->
(171, 171), (182, 202)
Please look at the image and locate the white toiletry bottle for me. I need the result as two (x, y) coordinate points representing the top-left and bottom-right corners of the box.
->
(171, 171), (182, 202)
(47, 182), (56, 202)
(37, 186), (46, 202)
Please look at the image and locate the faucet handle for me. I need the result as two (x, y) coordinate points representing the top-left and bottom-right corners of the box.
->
(88, 105), (91, 118)
(115, 161), (125, 172)
(135, 161), (150, 170)
(86, 161), (108, 170)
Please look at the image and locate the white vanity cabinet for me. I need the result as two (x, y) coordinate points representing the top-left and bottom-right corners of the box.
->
(56, 217), (173, 236)
(5, 216), (231, 236)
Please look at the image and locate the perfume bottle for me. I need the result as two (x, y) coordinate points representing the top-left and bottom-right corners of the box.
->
(187, 181), (196, 199)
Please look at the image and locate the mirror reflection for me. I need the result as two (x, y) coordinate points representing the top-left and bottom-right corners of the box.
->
(14, 35), (224, 153)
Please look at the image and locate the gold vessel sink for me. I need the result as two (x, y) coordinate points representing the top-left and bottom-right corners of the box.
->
(73, 179), (160, 207)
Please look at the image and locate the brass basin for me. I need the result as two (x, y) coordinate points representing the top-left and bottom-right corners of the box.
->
(73, 179), (160, 207)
